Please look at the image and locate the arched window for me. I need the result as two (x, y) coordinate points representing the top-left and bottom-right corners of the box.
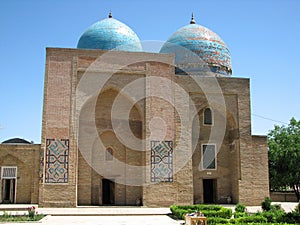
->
(105, 147), (113, 161)
(204, 108), (213, 125)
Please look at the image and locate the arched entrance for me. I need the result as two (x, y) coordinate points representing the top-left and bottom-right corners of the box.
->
(77, 88), (144, 206)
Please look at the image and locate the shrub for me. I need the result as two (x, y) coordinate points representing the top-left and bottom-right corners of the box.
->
(170, 204), (232, 220)
(207, 217), (229, 224)
(201, 208), (232, 219)
(295, 204), (299, 213)
(175, 204), (222, 211)
(261, 197), (272, 211)
(195, 205), (223, 211)
(256, 205), (286, 223)
(283, 210), (300, 224)
(2, 211), (9, 218)
(270, 203), (281, 211)
(233, 212), (247, 218)
(234, 203), (246, 213)
(234, 215), (267, 223)
(261, 210), (284, 223)
(170, 205), (189, 220)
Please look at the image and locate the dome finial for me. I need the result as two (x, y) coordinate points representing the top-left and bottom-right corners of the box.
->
(190, 13), (196, 24)
(108, 11), (113, 18)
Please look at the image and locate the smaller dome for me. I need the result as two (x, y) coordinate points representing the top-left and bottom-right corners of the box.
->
(77, 12), (142, 52)
(2, 138), (32, 144)
(160, 15), (232, 76)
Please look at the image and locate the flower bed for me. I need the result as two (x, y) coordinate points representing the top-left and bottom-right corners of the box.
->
(0, 206), (45, 222)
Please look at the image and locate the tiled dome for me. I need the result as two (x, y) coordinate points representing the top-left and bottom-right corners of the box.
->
(77, 13), (142, 52)
(160, 14), (232, 76)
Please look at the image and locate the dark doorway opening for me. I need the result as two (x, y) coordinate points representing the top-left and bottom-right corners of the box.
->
(2, 179), (16, 203)
(102, 179), (115, 205)
(203, 179), (216, 203)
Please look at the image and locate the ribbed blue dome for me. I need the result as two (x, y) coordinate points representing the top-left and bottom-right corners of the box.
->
(77, 15), (142, 52)
(160, 17), (232, 76)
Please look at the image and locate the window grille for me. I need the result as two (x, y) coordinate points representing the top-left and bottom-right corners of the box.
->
(1, 167), (17, 179)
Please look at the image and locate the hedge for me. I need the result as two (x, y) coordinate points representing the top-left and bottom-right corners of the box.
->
(232, 215), (268, 224)
(170, 204), (232, 220)
(207, 217), (229, 224)
(170, 204), (300, 224)
(233, 212), (248, 218)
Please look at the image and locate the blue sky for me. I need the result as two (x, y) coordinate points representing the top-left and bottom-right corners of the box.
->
(0, 0), (299, 143)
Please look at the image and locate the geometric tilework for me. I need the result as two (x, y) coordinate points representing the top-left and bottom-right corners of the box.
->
(45, 139), (69, 183)
(150, 140), (173, 182)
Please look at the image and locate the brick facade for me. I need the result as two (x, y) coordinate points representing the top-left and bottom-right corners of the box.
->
(0, 144), (39, 204)
(0, 48), (269, 206)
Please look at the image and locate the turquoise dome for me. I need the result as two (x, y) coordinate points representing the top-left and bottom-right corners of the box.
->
(77, 13), (142, 51)
(160, 15), (232, 76)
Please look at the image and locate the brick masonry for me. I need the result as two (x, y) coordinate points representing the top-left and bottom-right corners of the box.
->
(0, 144), (40, 204)
(0, 48), (269, 206)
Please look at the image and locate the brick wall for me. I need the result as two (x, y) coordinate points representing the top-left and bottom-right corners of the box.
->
(0, 144), (40, 204)
(39, 48), (269, 207)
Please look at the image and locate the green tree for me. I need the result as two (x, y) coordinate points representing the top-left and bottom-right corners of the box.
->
(268, 117), (300, 201)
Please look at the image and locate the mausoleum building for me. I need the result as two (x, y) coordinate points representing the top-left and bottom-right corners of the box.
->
(0, 13), (269, 207)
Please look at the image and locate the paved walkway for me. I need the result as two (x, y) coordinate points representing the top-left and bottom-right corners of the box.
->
(40, 215), (181, 225)
(38, 206), (172, 216)
(0, 215), (181, 225)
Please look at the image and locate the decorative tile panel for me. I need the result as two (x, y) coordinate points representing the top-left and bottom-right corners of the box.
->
(45, 139), (69, 183)
(151, 140), (173, 182)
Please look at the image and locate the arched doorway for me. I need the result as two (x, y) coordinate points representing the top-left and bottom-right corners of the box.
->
(77, 88), (144, 206)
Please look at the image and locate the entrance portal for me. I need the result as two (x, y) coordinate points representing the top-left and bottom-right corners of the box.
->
(102, 179), (115, 205)
(203, 179), (216, 203)
(1, 166), (17, 204)
(2, 179), (16, 203)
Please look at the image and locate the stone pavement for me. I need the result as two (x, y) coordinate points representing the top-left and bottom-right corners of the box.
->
(40, 215), (181, 225)
(38, 206), (172, 216)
